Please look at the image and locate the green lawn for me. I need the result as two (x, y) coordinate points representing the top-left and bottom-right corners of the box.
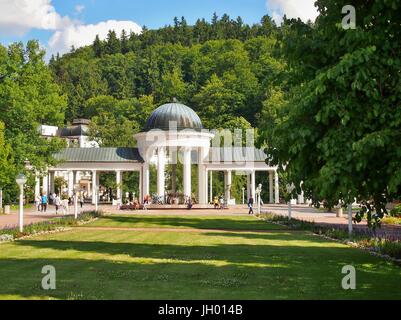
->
(0, 214), (400, 300)
(87, 214), (287, 230)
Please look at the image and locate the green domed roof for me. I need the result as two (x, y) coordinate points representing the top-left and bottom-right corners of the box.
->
(143, 103), (203, 131)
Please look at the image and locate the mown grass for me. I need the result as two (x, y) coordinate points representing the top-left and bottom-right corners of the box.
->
(87, 214), (286, 230)
(0, 214), (400, 300)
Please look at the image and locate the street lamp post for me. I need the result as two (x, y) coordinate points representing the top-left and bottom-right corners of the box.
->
(0, 186), (3, 211)
(348, 204), (353, 238)
(242, 187), (245, 205)
(16, 174), (27, 232)
(286, 183), (296, 221)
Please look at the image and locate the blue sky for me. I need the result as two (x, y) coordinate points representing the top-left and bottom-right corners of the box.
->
(0, 0), (318, 58)
(53, 0), (268, 28)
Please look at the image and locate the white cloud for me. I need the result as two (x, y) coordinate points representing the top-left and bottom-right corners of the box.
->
(0, 0), (70, 35)
(267, 0), (319, 24)
(48, 20), (142, 55)
(0, 0), (142, 58)
(75, 4), (85, 14)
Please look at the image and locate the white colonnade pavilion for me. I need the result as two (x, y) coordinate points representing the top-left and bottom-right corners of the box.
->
(37, 103), (280, 206)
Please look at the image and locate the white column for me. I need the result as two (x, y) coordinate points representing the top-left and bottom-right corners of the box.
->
(274, 170), (280, 204)
(35, 174), (41, 198)
(205, 170), (208, 205)
(269, 171), (274, 204)
(42, 173), (49, 195)
(224, 170), (232, 200)
(251, 170), (256, 200)
(142, 163), (150, 201)
(91, 170), (97, 205)
(198, 147), (207, 204)
(209, 171), (213, 203)
(49, 171), (55, 194)
(67, 170), (74, 197)
(116, 170), (122, 203)
(139, 168), (143, 203)
(183, 147), (192, 199)
(157, 147), (165, 200)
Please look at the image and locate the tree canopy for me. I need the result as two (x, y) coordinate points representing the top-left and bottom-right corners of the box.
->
(262, 0), (401, 228)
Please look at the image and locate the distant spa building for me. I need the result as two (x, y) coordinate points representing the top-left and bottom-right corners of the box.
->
(36, 102), (280, 205)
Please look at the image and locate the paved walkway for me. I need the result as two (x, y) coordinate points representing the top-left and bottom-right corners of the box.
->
(0, 204), (89, 229)
(261, 204), (401, 240)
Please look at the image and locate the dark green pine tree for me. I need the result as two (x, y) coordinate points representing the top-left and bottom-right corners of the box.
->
(93, 35), (104, 57)
(211, 12), (219, 39)
(120, 29), (129, 54)
(105, 30), (121, 55)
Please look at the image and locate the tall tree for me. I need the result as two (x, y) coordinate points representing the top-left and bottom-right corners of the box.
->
(0, 121), (15, 204)
(0, 41), (66, 197)
(105, 30), (121, 55)
(120, 29), (129, 54)
(93, 35), (104, 57)
(263, 0), (401, 228)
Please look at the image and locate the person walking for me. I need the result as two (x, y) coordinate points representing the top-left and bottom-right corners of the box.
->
(35, 194), (42, 212)
(219, 195), (224, 209)
(54, 194), (61, 214)
(41, 193), (48, 212)
(248, 195), (254, 215)
(79, 192), (85, 208)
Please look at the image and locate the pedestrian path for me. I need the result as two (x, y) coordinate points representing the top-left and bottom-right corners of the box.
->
(261, 204), (401, 239)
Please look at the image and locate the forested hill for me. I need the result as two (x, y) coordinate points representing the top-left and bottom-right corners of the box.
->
(49, 14), (287, 147)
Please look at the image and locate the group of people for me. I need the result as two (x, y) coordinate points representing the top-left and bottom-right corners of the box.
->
(213, 196), (226, 209)
(124, 197), (141, 210)
(35, 194), (48, 212)
(212, 194), (255, 215)
(35, 192), (86, 215)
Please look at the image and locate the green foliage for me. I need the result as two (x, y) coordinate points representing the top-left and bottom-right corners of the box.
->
(0, 41), (66, 202)
(50, 15), (282, 129)
(390, 205), (401, 218)
(261, 1), (401, 228)
(0, 121), (15, 204)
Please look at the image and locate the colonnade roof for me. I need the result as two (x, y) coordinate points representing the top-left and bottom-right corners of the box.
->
(54, 147), (268, 164)
(54, 147), (144, 163)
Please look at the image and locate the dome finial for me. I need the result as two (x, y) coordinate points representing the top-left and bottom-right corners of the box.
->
(172, 97), (178, 103)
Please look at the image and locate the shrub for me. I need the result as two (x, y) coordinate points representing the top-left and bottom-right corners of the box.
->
(382, 216), (401, 225)
(373, 239), (401, 260)
(390, 204), (401, 218)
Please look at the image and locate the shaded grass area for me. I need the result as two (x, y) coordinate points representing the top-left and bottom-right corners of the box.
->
(0, 214), (400, 300)
(87, 214), (286, 231)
